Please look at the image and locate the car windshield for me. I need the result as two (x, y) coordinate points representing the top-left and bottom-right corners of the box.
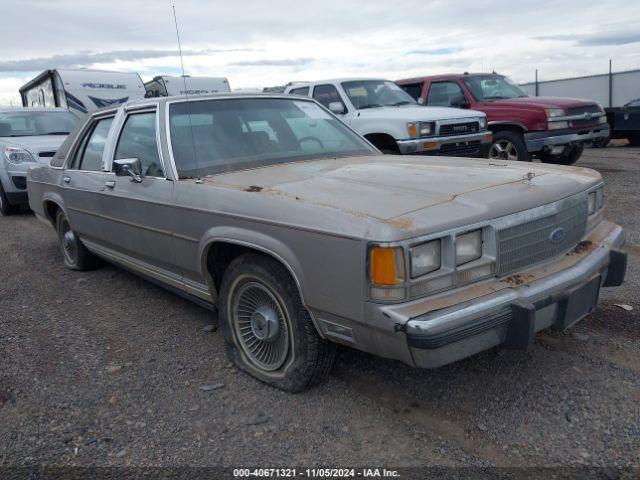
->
(462, 75), (529, 102)
(169, 97), (377, 178)
(341, 80), (417, 109)
(0, 110), (79, 137)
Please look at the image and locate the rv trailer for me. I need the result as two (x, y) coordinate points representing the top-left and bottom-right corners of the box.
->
(19, 69), (146, 116)
(144, 75), (231, 97)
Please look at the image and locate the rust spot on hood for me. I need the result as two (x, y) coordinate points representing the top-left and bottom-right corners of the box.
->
(386, 217), (413, 230)
(244, 185), (263, 192)
(501, 274), (536, 286)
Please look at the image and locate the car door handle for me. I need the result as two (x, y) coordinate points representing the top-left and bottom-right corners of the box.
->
(63, 176), (71, 184)
(104, 181), (116, 189)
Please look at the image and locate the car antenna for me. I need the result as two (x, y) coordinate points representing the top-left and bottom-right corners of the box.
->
(172, 5), (202, 184)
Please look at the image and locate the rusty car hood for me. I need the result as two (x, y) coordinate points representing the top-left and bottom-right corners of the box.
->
(193, 155), (601, 239)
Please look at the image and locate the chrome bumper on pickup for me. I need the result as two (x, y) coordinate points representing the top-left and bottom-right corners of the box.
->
(396, 131), (492, 156)
(524, 125), (610, 153)
(360, 220), (626, 369)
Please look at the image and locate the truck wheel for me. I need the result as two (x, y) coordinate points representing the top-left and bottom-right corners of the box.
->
(0, 182), (19, 216)
(542, 144), (584, 165)
(219, 253), (336, 392)
(629, 136), (640, 147)
(55, 211), (101, 270)
(488, 131), (529, 161)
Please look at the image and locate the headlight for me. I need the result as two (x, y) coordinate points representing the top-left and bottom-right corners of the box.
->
(410, 239), (441, 278)
(545, 108), (566, 118)
(599, 115), (607, 124)
(407, 121), (435, 138)
(4, 147), (36, 164)
(479, 117), (487, 129)
(548, 120), (569, 130)
(369, 245), (406, 300)
(455, 230), (482, 265)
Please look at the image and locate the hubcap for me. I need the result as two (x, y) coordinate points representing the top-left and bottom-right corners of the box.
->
(60, 219), (78, 264)
(489, 140), (519, 161)
(232, 282), (290, 371)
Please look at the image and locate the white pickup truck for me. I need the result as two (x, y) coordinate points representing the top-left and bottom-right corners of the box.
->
(284, 78), (492, 157)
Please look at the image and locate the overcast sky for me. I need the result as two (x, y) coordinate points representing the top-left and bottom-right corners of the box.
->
(1, 0), (639, 105)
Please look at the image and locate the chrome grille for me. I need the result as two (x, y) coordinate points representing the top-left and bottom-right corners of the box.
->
(439, 122), (479, 136)
(496, 199), (588, 275)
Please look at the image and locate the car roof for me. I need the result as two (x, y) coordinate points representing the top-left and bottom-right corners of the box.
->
(396, 73), (501, 83)
(287, 78), (390, 87)
(0, 107), (71, 114)
(87, 93), (320, 117)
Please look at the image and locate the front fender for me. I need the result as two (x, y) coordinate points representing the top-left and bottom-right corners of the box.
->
(198, 226), (308, 305)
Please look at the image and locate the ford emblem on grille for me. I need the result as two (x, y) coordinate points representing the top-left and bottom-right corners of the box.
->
(549, 227), (566, 244)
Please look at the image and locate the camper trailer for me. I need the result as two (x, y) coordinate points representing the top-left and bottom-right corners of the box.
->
(144, 75), (231, 97)
(20, 69), (146, 116)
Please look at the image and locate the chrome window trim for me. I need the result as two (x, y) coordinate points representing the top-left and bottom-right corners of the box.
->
(105, 107), (168, 179)
(66, 114), (117, 173)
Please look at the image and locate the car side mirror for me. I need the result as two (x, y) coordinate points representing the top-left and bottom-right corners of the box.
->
(451, 95), (469, 109)
(114, 158), (143, 183)
(328, 102), (346, 114)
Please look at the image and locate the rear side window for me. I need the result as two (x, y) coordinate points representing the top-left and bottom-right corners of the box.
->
(289, 87), (309, 96)
(114, 112), (163, 177)
(70, 117), (114, 171)
(426, 81), (465, 107)
(399, 83), (424, 101)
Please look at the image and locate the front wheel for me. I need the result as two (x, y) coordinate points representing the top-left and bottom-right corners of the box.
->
(0, 182), (19, 216)
(219, 253), (336, 392)
(488, 131), (529, 161)
(541, 144), (584, 165)
(56, 211), (101, 270)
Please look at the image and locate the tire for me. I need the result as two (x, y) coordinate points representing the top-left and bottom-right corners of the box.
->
(487, 131), (529, 161)
(219, 253), (336, 392)
(592, 136), (610, 148)
(0, 182), (19, 216)
(542, 144), (584, 165)
(629, 136), (640, 147)
(55, 210), (101, 271)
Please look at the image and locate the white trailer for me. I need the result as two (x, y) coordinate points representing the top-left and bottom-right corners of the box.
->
(144, 75), (231, 97)
(20, 69), (146, 116)
(520, 69), (640, 108)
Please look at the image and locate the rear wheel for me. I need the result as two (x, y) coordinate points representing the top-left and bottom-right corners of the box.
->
(488, 131), (529, 161)
(219, 253), (336, 392)
(55, 211), (100, 270)
(0, 182), (19, 216)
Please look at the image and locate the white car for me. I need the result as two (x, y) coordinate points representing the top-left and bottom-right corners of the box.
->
(0, 107), (80, 215)
(284, 78), (492, 157)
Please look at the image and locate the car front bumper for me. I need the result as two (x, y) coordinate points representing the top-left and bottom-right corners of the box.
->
(358, 220), (625, 369)
(524, 125), (610, 153)
(0, 167), (29, 205)
(396, 131), (492, 156)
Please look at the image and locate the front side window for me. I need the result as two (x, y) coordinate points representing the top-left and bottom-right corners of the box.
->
(114, 112), (163, 177)
(0, 111), (79, 138)
(169, 98), (376, 178)
(462, 75), (529, 102)
(312, 84), (346, 111)
(426, 81), (466, 107)
(70, 117), (114, 171)
(341, 80), (416, 109)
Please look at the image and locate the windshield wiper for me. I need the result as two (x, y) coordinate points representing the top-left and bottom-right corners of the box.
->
(44, 131), (70, 135)
(358, 104), (383, 110)
(484, 96), (508, 100)
(389, 101), (413, 106)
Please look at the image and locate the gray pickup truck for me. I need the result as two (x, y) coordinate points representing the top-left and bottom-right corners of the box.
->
(27, 94), (627, 392)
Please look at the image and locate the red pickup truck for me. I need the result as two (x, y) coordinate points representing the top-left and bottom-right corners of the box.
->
(396, 73), (610, 165)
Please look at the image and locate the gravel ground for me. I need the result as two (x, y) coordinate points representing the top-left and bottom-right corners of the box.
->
(1, 146), (639, 473)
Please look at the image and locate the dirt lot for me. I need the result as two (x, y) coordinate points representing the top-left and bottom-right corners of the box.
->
(1, 147), (639, 474)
